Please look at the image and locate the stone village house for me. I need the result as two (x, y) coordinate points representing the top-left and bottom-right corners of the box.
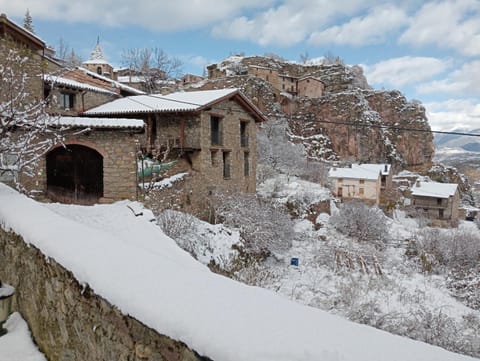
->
(207, 62), (326, 99)
(328, 163), (393, 206)
(410, 180), (460, 225)
(1, 14), (147, 204)
(2, 14), (267, 211)
(84, 88), (266, 217)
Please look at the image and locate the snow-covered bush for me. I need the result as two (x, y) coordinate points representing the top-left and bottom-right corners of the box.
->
(330, 201), (388, 249)
(213, 192), (294, 258)
(157, 209), (240, 271)
(157, 209), (197, 252)
(415, 228), (480, 270)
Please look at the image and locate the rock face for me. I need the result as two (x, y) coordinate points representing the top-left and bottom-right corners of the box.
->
(290, 90), (434, 168)
(196, 56), (434, 170)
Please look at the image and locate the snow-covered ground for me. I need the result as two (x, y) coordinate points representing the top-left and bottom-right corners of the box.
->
(0, 183), (478, 360)
(0, 313), (47, 361)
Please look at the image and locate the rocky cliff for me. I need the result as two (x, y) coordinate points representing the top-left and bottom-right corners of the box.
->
(195, 56), (434, 170)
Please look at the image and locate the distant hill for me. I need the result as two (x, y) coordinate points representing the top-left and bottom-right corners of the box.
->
(434, 128), (480, 151)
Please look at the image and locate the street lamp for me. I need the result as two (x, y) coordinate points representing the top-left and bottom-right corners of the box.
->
(0, 279), (15, 336)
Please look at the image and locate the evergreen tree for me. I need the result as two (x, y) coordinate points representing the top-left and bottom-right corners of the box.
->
(23, 9), (35, 34)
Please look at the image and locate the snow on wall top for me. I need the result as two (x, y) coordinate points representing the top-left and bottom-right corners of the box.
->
(85, 88), (239, 115)
(51, 116), (144, 129)
(329, 163), (391, 181)
(411, 181), (458, 199)
(0, 183), (475, 361)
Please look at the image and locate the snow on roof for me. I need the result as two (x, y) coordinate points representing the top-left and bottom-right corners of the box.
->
(77, 67), (146, 95)
(0, 184), (474, 361)
(329, 163), (391, 181)
(85, 88), (242, 115)
(411, 181), (458, 199)
(44, 74), (117, 95)
(51, 116), (144, 129)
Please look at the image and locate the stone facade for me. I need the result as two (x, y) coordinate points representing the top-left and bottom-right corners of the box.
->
(48, 87), (119, 115)
(22, 128), (143, 204)
(297, 77), (325, 98)
(142, 97), (260, 219)
(0, 228), (204, 361)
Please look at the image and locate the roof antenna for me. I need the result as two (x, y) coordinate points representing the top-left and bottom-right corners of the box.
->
(96, 35), (100, 45)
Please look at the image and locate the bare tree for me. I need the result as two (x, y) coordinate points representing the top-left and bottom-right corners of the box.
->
(213, 192), (294, 258)
(121, 47), (183, 93)
(55, 38), (83, 68)
(0, 38), (62, 187)
(330, 201), (388, 249)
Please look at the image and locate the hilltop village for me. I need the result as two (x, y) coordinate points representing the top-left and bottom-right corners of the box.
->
(1, 13), (479, 361)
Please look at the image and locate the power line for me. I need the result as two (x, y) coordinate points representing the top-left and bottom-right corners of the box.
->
(310, 119), (480, 137)
(101, 91), (480, 138)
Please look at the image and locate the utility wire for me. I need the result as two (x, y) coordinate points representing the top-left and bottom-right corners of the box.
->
(98, 91), (480, 138)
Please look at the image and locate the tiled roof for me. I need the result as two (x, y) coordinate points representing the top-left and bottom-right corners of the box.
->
(84, 88), (259, 117)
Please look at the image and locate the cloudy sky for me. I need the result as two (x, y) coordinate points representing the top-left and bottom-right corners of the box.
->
(2, 0), (479, 131)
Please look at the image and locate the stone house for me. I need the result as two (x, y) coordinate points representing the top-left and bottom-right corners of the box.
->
(44, 67), (144, 116)
(84, 88), (266, 216)
(22, 117), (145, 204)
(1, 16), (146, 204)
(328, 163), (392, 206)
(410, 181), (459, 224)
(297, 76), (325, 98)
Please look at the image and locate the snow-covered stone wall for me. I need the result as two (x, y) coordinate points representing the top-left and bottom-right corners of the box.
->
(0, 229), (202, 361)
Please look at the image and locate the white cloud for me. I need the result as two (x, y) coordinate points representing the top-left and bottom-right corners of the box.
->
(363, 56), (450, 87)
(424, 99), (480, 131)
(417, 60), (480, 97)
(400, 0), (480, 56)
(0, 0), (272, 31)
(211, 0), (378, 46)
(308, 5), (408, 46)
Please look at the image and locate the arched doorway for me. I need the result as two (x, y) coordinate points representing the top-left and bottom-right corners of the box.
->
(46, 145), (103, 204)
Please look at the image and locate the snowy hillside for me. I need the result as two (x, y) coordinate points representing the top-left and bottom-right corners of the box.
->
(0, 183), (477, 361)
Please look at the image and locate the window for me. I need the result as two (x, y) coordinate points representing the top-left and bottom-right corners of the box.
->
(210, 116), (222, 146)
(244, 152), (249, 177)
(359, 187), (364, 196)
(439, 209), (444, 219)
(211, 150), (219, 167)
(337, 187), (343, 197)
(223, 151), (231, 179)
(359, 179), (365, 184)
(97, 66), (102, 75)
(240, 122), (249, 147)
(337, 178), (343, 183)
(60, 92), (75, 110)
(437, 198), (442, 206)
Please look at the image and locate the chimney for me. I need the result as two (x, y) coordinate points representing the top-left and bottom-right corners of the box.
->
(416, 180), (421, 187)
(384, 164), (388, 173)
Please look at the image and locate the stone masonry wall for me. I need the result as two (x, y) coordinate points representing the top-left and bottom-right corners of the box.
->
(0, 228), (205, 361)
(22, 128), (143, 202)
(197, 99), (257, 194)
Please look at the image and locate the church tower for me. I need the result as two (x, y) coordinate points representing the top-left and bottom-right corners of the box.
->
(82, 37), (114, 79)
